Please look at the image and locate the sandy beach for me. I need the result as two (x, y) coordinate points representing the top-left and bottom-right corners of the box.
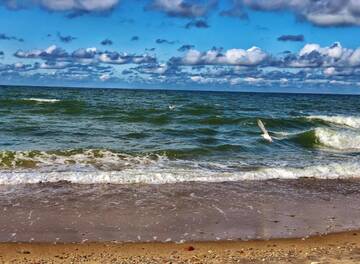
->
(0, 179), (360, 262)
(0, 231), (359, 263)
(2, 3), (360, 261)
(1, 179), (360, 243)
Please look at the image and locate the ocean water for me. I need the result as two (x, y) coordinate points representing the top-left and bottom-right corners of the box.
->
(1, 85), (360, 185)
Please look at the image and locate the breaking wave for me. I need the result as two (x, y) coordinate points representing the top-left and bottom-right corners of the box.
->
(0, 156), (360, 185)
(21, 98), (61, 103)
(290, 128), (360, 151)
(0, 149), (164, 171)
(306, 115), (360, 129)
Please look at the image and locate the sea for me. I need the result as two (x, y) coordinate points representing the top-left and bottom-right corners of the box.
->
(1, 85), (360, 185)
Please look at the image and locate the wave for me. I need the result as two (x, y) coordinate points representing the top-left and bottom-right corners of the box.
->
(314, 128), (360, 150)
(0, 146), (247, 171)
(0, 149), (164, 171)
(306, 115), (360, 129)
(290, 127), (360, 151)
(288, 127), (360, 151)
(0, 158), (360, 185)
(22, 98), (61, 103)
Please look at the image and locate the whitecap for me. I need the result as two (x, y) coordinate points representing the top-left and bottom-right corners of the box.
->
(22, 98), (60, 103)
(307, 115), (360, 129)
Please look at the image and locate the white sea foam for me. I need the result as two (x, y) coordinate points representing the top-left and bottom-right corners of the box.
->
(307, 115), (360, 129)
(22, 98), (60, 103)
(0, 156), (360, 185)
(0, 149), (165, 171)
(314, 127), (360, 150)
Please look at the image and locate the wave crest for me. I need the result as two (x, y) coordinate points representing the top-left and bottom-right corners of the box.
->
(0, 149), (165, 171)
(22, 98), (61, 103)
(0, 160), (360, 185)
(290, 127), (360, 151)
(314, 128), (360, 150)
(306, 115), (360, 129)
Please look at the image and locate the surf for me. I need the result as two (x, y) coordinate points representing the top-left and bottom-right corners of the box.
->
(306, 115), (360, 129)
(1, 158), (360, 185)
(22, 98), (61, 103)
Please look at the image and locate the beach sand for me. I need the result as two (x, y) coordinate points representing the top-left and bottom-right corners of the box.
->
(1, 179), (360, 263)
(2, 179), (360, 243)
(1, 231), (360, 263)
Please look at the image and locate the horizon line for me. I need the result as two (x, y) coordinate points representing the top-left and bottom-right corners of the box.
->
(1, 83), (360, 96)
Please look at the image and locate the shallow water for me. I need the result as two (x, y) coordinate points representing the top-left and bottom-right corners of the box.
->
(1, 86), (360, 184)
(1, 180), (360, 242)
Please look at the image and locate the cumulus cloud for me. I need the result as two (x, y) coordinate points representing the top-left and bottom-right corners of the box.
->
(178, 44), (195, 52)
(101, 39), (113, 45)
(223, 0), (360, 26)
(98, 52), (156, 64)
(156, 38), (176, 44)
(6, 41), (360, 88)
(132, 63), (170, 75)
(279, 42), (360, 68)
(147, 0), (217, 18)
(164, 41), (360, 88)
(0, 33), (24, 42)
(0, 62), (34, 72)
(57, 32), (76, 43)
(14, 45), (68, 59)
(173, 46), (268, 66)
(14, 45), (157, 66)
(35, 61), (69, 69)
(220, 0), (248, 19)
(1, 0), (120, 12)
(277, 34), (304, 42)
(99, 73), (111, 81)
(72, 47), (98, 60)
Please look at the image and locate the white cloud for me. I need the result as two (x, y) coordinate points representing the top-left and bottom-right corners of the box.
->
(299, 42), (343, 59)
(180, 47), (268, 66)
(190, 75), (227, 84)
(349, 48), (360, 66)
(244, 77), (264, 83)
(286, 42), (360, 68)
(229, 0), (360, 26)
(14, 45), (68, 59)
(99, 53), (127, 64)
(37, 61), (69, 69)
(149, 0), (215, 17)
(2, 0), (120, 12)
(99, 73), (111, 81)
(222, 47), (267, 65)
(324, 67), (336, 76)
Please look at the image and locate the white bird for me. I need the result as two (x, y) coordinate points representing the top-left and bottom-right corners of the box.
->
(168, 105), (176, 110)
(257, 119), (273, 143)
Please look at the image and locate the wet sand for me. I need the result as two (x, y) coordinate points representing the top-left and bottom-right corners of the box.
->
(1, 231), (360, 263)
(1, 179), (360, 262)
(1, 179), (360, 243)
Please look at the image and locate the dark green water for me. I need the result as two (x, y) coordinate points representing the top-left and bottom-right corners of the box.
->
(1, 86), (360, 184)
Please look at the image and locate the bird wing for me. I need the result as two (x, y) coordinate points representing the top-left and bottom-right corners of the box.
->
(257, 119), (268, 135)
(257, 119), (273, 142)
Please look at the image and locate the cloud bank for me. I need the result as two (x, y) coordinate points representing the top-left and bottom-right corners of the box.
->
(3, 42), (360, 89)
(1, 0), (120, 12)
(147, 0), (217, 18)
(224, 0), (360, 26)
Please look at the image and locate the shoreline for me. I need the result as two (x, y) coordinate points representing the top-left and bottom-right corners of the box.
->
(1, 231), (360, 263)
(2, 179), (360, 262)
(1, 179), (360, 243)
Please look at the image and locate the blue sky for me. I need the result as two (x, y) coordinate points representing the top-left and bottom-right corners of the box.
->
(1, 0), (360, 93)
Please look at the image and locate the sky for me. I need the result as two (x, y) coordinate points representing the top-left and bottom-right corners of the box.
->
(1, 0), (360, 93)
